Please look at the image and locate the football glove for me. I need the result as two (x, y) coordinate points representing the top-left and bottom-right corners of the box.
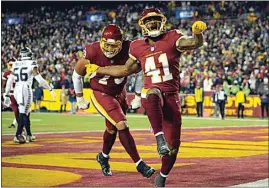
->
(85, 63), (100, 79)
(50, 90), (56, 100)
(77, 96), (90, 110)
(49, 83), (56, 100)
(3, 95), (11, 107)
(130, 95), (142, 109)
(192, 21), (207, 35)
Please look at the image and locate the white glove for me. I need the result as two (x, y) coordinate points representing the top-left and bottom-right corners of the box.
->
(3, 95), (11, 107)
(130, 95), (141, 109)
(77, 96), (90, 110)
(89, 71), (97, 79)
(50, 90), (56, 100)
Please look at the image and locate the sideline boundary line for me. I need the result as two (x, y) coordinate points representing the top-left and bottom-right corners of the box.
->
(2, 125), (268, 136)
(2, 112), (268, 122)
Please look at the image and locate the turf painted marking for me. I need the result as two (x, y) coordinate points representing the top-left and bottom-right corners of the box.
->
(231, 178), (269, 187)
(3, 118), (41, 122)
(31, 112), (268, 122)
(2, 125), (268, 136)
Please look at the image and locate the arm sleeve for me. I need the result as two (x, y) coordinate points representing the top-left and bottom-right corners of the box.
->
(5, 74), (15, 95)
(173, 30), (185, 47)
(83, 45), (95, 61)
(72, 70), (83, 94)
(34, 74), (52, 90)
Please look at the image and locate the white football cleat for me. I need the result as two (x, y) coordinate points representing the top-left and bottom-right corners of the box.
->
(131, 95), (142, 109)
(26, 135), (37, 142)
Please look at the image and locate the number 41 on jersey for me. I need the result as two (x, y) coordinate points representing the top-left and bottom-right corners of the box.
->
(145, 53), (173, 83)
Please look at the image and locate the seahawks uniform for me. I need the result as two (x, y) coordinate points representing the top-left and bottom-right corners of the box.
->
(12, 59), (37, 115)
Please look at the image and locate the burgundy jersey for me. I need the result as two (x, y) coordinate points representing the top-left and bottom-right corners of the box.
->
(129, 29), (184, 93)
(2, 70), (15, 94)
(84, 40), (130, 96)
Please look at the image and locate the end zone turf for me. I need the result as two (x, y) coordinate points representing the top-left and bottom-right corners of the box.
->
(2, 126), (268, 187)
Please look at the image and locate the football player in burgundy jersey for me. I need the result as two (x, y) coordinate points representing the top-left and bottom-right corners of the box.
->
(72, 24), (155, 178)
(2, 58), (19, 128)
(86, 8), (207, 187)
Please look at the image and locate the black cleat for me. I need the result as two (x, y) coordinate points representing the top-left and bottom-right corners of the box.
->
(136, 161), (155, 178)
(8, 124), (16, 128)
(156, 134), (170, 157)
(96, 152), (112, 176)
(154, 174), (166, 187)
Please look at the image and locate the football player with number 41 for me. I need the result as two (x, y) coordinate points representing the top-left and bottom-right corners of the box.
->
(85, 8), (207, 187)
(72, 24), (155, 178)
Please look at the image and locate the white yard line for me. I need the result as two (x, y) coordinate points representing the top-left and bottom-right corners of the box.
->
(11, 112), (268, 122)
(2, 118), (41, 122)
(230, 178), (269, 187)
(2, 125), (268, 136)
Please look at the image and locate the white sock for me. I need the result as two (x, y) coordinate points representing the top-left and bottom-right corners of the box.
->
(160, 172), (168, 178)
(154, 131), (164, 137)
(13, 118), (17, 125)
(135, 159), (143, 167)
(101, 152), (108, 158)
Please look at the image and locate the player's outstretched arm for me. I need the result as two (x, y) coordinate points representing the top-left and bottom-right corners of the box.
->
(33, 67), (56, 100)
(176, 21), (206, 51)
(2, 77), (7, 94)
(96, 57), (141, 77)
(73, 57), (90, 109)
(3, 74), (14, 107)
(73, 58), (88, 97)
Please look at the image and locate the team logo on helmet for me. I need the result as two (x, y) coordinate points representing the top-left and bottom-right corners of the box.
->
(100, 24), (123, 58)
(19, 47), (34, 60)
(138, 8), (167, 37)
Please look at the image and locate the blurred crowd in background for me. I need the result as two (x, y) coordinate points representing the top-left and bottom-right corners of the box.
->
(2, 1), (269, 97)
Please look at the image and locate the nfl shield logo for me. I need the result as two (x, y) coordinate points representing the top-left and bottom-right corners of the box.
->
(151, 46), (155, 51)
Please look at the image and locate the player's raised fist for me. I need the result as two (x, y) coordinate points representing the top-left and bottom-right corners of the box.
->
(85, 63), (99, 78)
(192, 21), (207, 34)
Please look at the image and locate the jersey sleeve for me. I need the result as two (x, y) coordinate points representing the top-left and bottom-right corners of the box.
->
(129, 41), (139, 62)
(83, 44), (95, 62)
(2, 72), (9, 80)
(31, 61), (38, 70)
(170, 29), (185, 48)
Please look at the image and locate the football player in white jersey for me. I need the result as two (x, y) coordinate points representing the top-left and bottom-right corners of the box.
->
(5, 47), (56, 143)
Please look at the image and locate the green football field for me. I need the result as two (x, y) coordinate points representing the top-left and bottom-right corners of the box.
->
(1, 112), (268, 134)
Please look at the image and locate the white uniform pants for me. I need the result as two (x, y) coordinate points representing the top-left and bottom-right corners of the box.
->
(14, 83), (33, 115)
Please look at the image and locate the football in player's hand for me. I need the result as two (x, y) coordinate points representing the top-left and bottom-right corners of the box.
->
(192, 21), (207, 34)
